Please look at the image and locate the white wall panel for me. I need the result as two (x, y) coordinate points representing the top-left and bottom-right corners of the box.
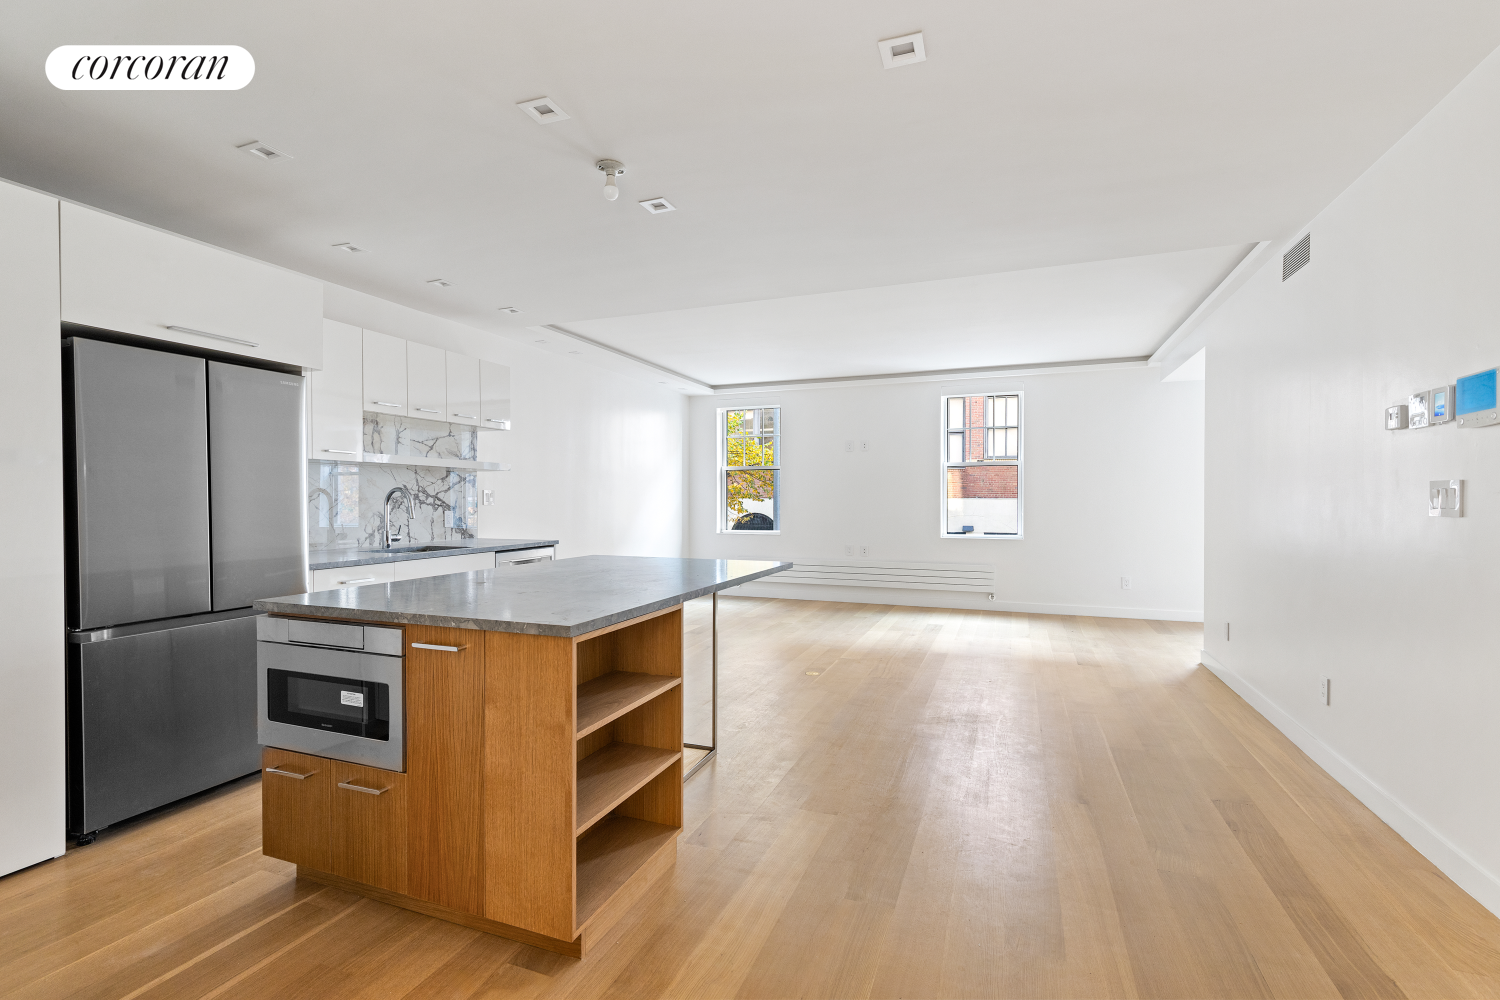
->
(1196, 48), (1500, 914)
(0, 180), (65, 876)
(688, 368), (1205, 620)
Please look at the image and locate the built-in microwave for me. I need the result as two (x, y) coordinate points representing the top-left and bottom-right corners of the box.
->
(256, 617), (404, 771)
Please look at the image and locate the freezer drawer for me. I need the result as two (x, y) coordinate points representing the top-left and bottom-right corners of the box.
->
(68, 615), (261, 835)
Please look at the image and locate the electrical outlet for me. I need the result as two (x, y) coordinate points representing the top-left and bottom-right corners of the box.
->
(860, 440), (868, 452)
(482, 490), (495, 506)
(844, 544), (852, 555)
(1319, 676), (1330, 706)
(860, 545), (869, 556)
(1121, 577), (1131, 590)
(845, 440), (853, 453)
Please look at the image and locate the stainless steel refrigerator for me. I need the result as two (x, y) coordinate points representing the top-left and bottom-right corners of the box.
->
(64, 336), (307, 839)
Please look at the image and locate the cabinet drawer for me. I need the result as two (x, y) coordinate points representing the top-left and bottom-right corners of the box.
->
(387, 552), (496, 582)
(261, 748), (331, 870)
(60, 203), (321, 370)
(329, 762), (407, 893)
(495, 547), (554, 567)
(310, 565), (396, 591)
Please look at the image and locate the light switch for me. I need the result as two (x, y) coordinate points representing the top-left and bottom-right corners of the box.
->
(1428, 480), (1464, 517)
(1386, 404), (1408, 430)
(482, 490), (495, 506)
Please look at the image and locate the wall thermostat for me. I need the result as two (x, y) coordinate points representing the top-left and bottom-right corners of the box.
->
(1456, 368), (1498, 427)
(1385, 404), (1408, 430)
(1430, 384), (1455, 425)
(1408, 390), (1430, 428)
(1429, 479), (1463, 517)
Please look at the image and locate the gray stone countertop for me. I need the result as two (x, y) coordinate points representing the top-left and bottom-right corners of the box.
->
(309, 538), (559, 571)
(258, 555), (791, 637)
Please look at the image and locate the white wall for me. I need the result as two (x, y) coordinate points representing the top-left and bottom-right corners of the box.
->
(0, 180), (65, 877)
(1197, 47), (1500, 915)
(688, 367), (1205, 620)
(323, 284), (689, 558)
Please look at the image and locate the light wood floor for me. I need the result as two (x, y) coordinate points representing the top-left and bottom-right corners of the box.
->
(5, 598), (1500, 1000)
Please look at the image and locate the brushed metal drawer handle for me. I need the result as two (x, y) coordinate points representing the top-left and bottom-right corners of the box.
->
(338, 577), (376, 585)
(372, 400), (402, 407)
(338, 781), (388, 795)
(411, 642), (464, 652)
(165, 324), (259, 348)
(414, 407), (439, 413)
(323, 449), (357, 455)
(265, 766), (317, 780)
(453, 413), (475, 419)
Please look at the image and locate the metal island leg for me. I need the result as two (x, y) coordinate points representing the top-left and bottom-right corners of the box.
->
(684, 592), (717, 780)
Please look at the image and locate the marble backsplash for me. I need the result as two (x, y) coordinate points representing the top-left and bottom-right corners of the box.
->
(307, 414), (480, 551)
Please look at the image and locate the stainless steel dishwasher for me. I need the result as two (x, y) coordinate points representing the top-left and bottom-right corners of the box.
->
(256, 617), (405, 771)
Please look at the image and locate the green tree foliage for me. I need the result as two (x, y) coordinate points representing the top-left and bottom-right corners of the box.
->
(725, 410), (776, 519)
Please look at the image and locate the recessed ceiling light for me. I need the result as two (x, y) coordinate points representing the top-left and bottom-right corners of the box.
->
(498, 306), (522, 315)
(237, 140), (291, 162)
(426, 278), (453, 288)
(331, 243), (369, 253)
(517, 97), (571, 124)
(639, 198), (676, 214)
(877, 31), (926, 69)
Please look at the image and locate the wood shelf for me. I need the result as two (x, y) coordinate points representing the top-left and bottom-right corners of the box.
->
(576, 671), (682, 739)
(575, 816), (679, 930)
(576, 743), (681, 836)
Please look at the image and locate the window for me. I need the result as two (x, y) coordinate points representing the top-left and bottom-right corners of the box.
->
(942, 393), (1021, 537)
(720, 407), (779, 531)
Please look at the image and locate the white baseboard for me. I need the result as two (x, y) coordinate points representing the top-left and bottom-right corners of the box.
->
(1200, 649), (1500, 919)
(725, 580), (1203, 622)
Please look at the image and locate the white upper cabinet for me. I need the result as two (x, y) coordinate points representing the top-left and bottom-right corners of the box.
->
(60, 203), (321, 370)
(310, 320), (363, 460)
(446, 352), (481, 426)
(406, 342), (447, 420)
(361, 329), (406, 415)
(480, 360), (511, 429)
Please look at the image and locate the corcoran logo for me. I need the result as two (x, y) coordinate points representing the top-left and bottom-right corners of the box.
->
(46, 45), (254, 90)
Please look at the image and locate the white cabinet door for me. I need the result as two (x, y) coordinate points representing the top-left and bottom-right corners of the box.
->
(480, 360), (511, 430)
(362, 329), (406, 416)
(407, 342), (446, 420)
(310, 320), (363, 460)
(60, 203), (322, 370)
(446, 353), (481, 426)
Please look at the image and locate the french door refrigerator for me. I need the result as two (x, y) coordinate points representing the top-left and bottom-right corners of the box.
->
(64, 336), (307, 839)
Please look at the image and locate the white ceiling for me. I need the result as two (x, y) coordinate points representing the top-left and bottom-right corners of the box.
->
(1, 2), (1497, 385)
(562, 244), (1253, 386)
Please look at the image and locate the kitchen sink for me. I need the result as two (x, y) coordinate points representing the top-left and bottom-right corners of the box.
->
(358, 544), (468, 554)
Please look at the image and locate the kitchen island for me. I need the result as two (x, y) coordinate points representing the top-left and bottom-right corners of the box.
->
(253, 555), (789, 957)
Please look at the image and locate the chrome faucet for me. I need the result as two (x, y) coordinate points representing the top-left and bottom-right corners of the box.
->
(383, 486), (414, 548)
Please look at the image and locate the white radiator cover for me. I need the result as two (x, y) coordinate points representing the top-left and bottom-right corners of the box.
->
(773, 560), (995, 594)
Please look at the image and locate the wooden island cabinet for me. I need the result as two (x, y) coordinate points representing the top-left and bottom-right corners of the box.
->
(261, 608), (685, 957)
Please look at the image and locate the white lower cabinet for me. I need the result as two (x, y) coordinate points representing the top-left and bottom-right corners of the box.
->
(309, 551), (501, 592)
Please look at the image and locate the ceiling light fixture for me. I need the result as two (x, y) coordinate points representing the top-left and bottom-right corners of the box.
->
(639, 198), (675, 214)
(236, 139), (291, 161)
(426, 278), (453, 288)
(877, 31), (926, 69)
(498, 306), (522, 315)
(596, 159), (625, 201)
(332, 243), (369, 253)
(517, 97), (570, 124)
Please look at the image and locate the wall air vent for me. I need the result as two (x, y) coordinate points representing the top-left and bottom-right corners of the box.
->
(1283, 233), (1310, 281)
(236, 140), (290, 162)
